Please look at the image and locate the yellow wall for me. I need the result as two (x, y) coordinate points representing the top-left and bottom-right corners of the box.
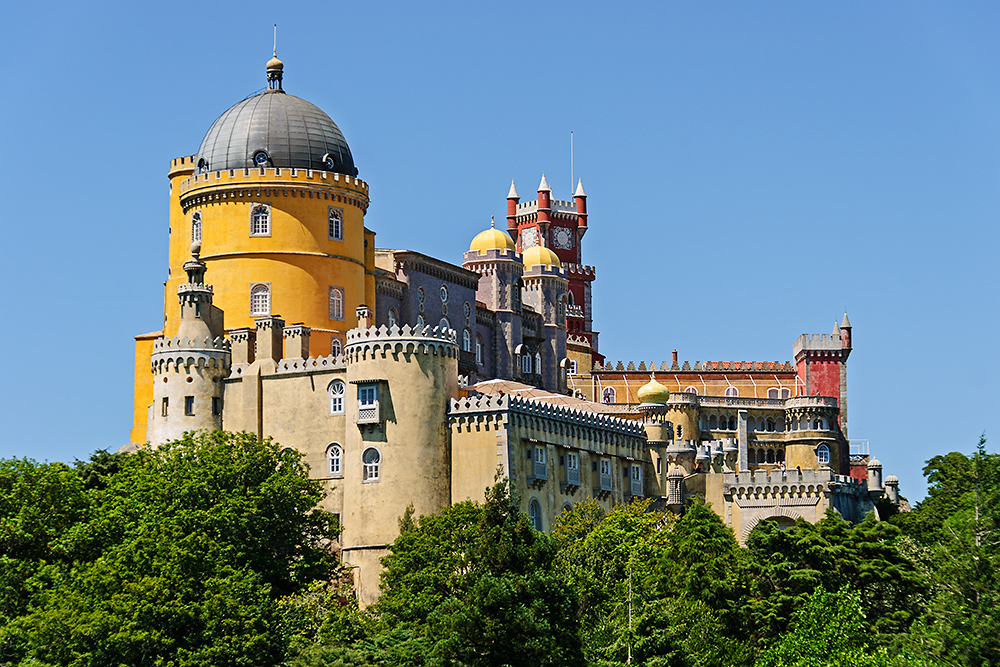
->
(129, 333), (160, 445)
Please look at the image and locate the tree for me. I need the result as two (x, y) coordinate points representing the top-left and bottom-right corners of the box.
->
(373, 477), (585, 667)
(0, 431), (339, 667)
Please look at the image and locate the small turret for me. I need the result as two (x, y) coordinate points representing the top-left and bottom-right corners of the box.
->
(884, 473), (899, 504)
(506, 180), (520, 235)
(667, 466), (684, 509)
(867, 458), (884, 497)
(840, 312), (852, 350)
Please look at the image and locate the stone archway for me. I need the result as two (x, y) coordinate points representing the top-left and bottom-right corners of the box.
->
(742, 506), (809, 542)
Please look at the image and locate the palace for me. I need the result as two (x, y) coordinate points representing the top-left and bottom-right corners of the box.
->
(129, 54), (899, 604)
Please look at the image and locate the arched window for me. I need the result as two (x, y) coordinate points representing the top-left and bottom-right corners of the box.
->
(567, 292), (575, 306)
(684, 386), (698, 394)
(328, 207), (344, 240)
(327, 444), (342, 476)
(250, 284), (270, 316)
(766, 449), (775, 464)
(758, 448), (767, 464)
(416, 314), (425, 328)
(529, 498), (543, 531)
(362, 448), (381, 481)
(747, 416), (756, 431)
(816, 444), (831, 466)
(728, 416), (736, 430)
(387, 307), (398, 328)
(602, 387), (616, 404)
(813, 419), (823, 430)
(439, 317), (450, 331)
(328, 380), (345, 414)
(748, 449), (756, 465)
(250, 204), (270, 236)
(329, 287), (344, 320)
(725, 386), (739, 397)
(191, 211), (202, 243)
(330, 338), (343, 357)
(522, 353), (533, 374)
(463, 328), (472, 352)
(776, 448), (785, 463)
(676, 424), (683, 439)
(709, 415), (718, 429)
(766, 418), (775, 432)
(475, 336), (483, 364)
(534, 352), (542, 374)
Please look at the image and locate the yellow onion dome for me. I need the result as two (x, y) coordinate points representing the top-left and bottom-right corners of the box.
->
(266, 54), (284, 70)
(470, 226), (515, 253)
(522, 244), (561, 268)
(637, 378), (671, 404)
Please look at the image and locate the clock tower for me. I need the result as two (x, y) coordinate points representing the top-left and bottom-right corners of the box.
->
(506, 174), (600, 367)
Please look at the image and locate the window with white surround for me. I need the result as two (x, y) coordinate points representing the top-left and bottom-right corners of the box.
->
(440, 284), (448, 303)
(529, 498), (543, 531)
(568, 359), (578, 375)
(329, 287), (344, 320)
(602, 387), (616, 404)
(330, 338), (343, 357)
(534, 352), (542, 374)
(684, 386), (699, 394)
(191, 211), (202, 243)
(357, 384), (379, 424)
(328, 380), (345, 414)
(328, 207), (344, 240)
(725, 386), (739, 397)
(362, 447), (380, 482)
(250, 203), (270, 236)
(463, 328), (472, 352)
(387, 308), (398, 327)
(767, 387), (791, 399)
(475, 336), (483, 364)
(250, 283), (270, 316)
(817, 444), (831, 465)
(327, 444), (342, 476)
(521, 353), (533, 374)
(416, 314), (425, 327)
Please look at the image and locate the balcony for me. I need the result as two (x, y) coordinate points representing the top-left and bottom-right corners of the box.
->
(594, 471), (613, 499)
(560, 465), (581, 495)
(629, 475), (644, 498)
(357, 401), (380, 424)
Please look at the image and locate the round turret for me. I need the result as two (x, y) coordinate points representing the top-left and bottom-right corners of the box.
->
(522, 245), (561, 269)
(867, 458), (884, 494)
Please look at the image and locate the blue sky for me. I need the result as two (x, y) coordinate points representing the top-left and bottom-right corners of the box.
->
(2, 1), (997, 500)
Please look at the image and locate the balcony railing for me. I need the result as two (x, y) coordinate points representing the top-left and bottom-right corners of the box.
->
(595, 472), (613, 499)
(629, 476), (643, 498)
(357, 402), (380, 424)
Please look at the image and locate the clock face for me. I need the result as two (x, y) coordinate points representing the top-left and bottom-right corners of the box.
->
(552, 226), (574, 249)
(521, 227), (539, 249)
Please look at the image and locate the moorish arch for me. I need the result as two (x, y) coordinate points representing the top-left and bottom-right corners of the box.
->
(741, 506), (811, 542)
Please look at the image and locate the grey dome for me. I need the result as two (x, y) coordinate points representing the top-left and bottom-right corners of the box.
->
(195, 90), (357, 175)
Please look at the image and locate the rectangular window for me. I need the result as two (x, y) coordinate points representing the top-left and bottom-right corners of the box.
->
(568, 359), (578, 375)
(567, 453), (579, 470)
(212, 397), (221, 415)
(250, 203), (271, 236)
(329, 287), (344, 320)
(357, 384), (380, 424)
(184, 396), (194, 416)
(161, 397), (169, 416)
(328, 207), (344, 240)
(656, 458), (662, 474)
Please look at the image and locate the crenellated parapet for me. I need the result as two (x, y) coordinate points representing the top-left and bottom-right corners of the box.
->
(345, 324), (459, 362)
(177, 167), (370, 214)
(151, 336), (231, 372)
(274, 353), (346, 375)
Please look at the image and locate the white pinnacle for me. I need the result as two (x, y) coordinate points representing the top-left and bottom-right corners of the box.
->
(574, 179), (586, 197)
(538, 173), (551, 192)
(507, 180), (519, 199)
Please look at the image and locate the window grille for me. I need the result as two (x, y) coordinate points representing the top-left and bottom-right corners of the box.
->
(329, 287), (344, 320)
(362, 448), (380, 481)
(250, 204), (270, 236)
(250, 284), (270, 316)
(328, 207), (344, 240)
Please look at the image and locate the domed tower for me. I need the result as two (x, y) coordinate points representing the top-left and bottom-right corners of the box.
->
(520, 243), (567, 392)
(637, 378), (672, 497)
(132, 53), (375, 444)
(462, 218), (523, 379)
(147, 243), (231, 447)
(867, 458), (884, 497)
(340, 322), (459, 606)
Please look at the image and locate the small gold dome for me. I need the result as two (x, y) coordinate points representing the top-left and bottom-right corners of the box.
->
(522, 244), (561, 268)
(470, 227), (515, 254)
(637, 378), (670, 404)
(267, 55), (284, 70)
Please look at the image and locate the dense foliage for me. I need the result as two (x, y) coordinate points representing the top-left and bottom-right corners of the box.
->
(2, 434), (997, 666)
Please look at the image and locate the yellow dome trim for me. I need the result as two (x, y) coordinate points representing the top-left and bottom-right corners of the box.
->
(522, 244), (561, 268)
(637, 377), (670, 404)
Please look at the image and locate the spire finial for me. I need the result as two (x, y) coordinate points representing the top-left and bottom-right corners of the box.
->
(273, 24), (277, 57)
(490, 215), (495, 229)
(266, 28), (284, 92)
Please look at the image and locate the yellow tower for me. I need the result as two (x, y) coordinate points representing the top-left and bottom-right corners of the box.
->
(131, 54), (376, 444)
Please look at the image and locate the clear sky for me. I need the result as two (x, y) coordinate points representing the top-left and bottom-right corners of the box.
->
(1, 1), (997, 501)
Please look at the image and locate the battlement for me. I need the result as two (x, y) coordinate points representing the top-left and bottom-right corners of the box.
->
(179, 167), (368, 194)
(463, 247), (522, 262)
(345, 324), (459, 361)
(152, 335), (230, 353)
(177, 167), (370, 213)
(523, 263), (567, 279)
(151, 335), (230, 372)
(274, 354), (346, 375)
(596, 360), (795, 373)
(725, 468), (860, 492)
(793, 332), (845, 355)
(449, 393), (645, 438)
(564, 263), (595, 277)
(177, 282), (213, 294)
(566, 304), (584, 318)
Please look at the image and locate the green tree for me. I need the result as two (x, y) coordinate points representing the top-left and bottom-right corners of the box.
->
(0, 431), (338, 667)
(373, 477), (584, 667)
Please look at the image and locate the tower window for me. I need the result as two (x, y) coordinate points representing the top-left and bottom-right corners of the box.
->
(388, 307), (398, 328)
(529, 498), (543, 531)
(329, 287), (344, 320)
(328, 380), (345, 414)
(328, 207), (344, 240)
(817, 444), (831, 465)
(475, 336), (483, 365)
(331, 338), (343, 357)
(250, 283), (270, 317)
(184, 396), (194, 416)
(191, 211), (202, 243)
(568, 359), (578, 375)
(161, 397), (169, 416)
(328, 444), (343, 477)
(684, 386), (699, 395)
(440, 284), (449, 303)
(212, 397), (221, 415)
(250, 204), (271, 236)
(362, 448), (381, 482)
(463, 328), (472, 352)
(522, 353), (533, 375)
(602, 387), (616, 404)
(725, 386), (739, 397)
(439, 317), (450, 331)
(534, 352), (542, 374)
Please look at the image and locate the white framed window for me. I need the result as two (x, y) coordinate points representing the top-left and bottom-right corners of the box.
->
(250, 283), (270, 316)
(725, 386), (739, 397)
(767, 387), (791, 399)
(817, 444), (831, 465)
(330, 338), (343, 357)
(416, 314), (425, 328)
(358, 384), (378, 407)
(684, 386), (699, 394)
(329, 287), (344, 320)
(534, 352), (542, 373)
(191, 211), (202, 243)
(250, 203), (270, 236)
(387, 307), (398, 327)
(600, 459), (612, 476)
(362, 447), (380, 482)
(602, 387), (616, 404)
(566, 453), (579, 471)
(529, 498), (543, 531)
(475, 336), (483, 365)
(439, 317), (450, 331)
(534, 446), (546, 465)
(463, 328), (472, 352)
(328, 207), (344, 240)
(327, 444), (342, 476)
(631, 464), (641, 481)
(328, 380), (345, 414)
(568, 359), (578, 375)
(522, 353), (533, 374)
(464, 302), (471, 321)
(417, 287), (425, 304)
(440, 284), (449, 303)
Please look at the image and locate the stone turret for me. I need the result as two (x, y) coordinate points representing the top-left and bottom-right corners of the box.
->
(884, 473), (899, 504)
(867, 458), (884, 497)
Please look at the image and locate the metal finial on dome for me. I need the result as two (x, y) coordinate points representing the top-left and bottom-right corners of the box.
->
(490, 215), (495, 229)
(266, 27), (284, 92)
